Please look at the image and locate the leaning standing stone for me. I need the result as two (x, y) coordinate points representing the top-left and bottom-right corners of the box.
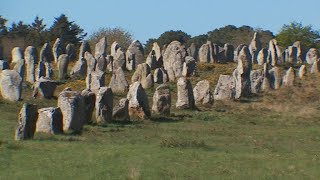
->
(58, 90), (85, 132)
(127, 82), (151, 120)
(152, 84), (171, 115)
(193, 80), (213, 106)
(53, 38), (65, 63)
(176, 77), (195, 109)
(15, 103), (38, 140)
(95, 87), (113, 124)
(0, 70), (22, 101)
(36, 107), (63, 134)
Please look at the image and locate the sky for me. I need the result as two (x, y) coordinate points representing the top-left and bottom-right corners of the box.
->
(2, 0), (320, 43)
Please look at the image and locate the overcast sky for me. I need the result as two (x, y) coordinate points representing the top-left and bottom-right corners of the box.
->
(2, 0), (319, 43)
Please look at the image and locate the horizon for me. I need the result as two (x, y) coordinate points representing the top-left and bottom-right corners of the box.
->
(2, 0), (320, 43)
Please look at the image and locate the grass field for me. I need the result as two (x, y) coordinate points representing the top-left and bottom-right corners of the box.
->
(1, 63), (320, 179)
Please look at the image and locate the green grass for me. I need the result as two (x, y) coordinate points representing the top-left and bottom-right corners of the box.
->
(1, 63), (320, 179)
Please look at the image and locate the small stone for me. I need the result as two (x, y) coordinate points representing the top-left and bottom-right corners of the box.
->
(36, 107), (63, 134)
(282, 67), (295, 86)
(127, 82), (151, 120)
(152, 84), (171, 115)
(213, 75), (236, 100)
(193, 80), (213, 106)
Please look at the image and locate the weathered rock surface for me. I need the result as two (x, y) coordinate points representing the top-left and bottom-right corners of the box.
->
(85, 70), (105, 94)
(257, 48), (268, 65)
(126, 40), (144, 70)
(152, 84), (171, 115)
(176, 77), (195, 109)
(81, 89), (95, 123)
(306, 48), (319, 65)
(127, 82), (151, 120)
(193, 80), (213, 106)
(15, 103), (38, 140)
(94, 37), (107, 59)
(131, 63), (154, 89)
(283, 67), (295, 86)
(310, 59), (320, 73)
(24, 46), (38, 83)
(187, 43), (197, 60)
(79, 41), (91, 58)
(57, 54), (69, 80)
(111, 41), (120, 57)
(113, 48), (126, 70)
(109, 68), (129, 93)
(32, 77), (56, 99)
(213, 75), (236, 100)
(95, 55), (107, 72)
(182, 56), (196, 77)
(250, 69), (264, 94)
(40, 43), (54, 63)
(11, 47), (23, 64)
(84, 52), (97, 74)
(154, 68), (169, 84)
(298, 65), (306, 78)
(198, 43), (211, 63)
(58, 90), (85, 132)
(36, 107), (63, 134)
(224, 43), (234, 62)
(70, 57), (87, 78)
(0, 70), (22, 101)
(293, 41), (303, 63)
(268, 66), (282, 89)
(0, 60), (9, 71)
(249, 32), (262, 64)
(287, 46), (298, 64)
(95, 87), (113, 124)
(53, 38), (65, 63)
(113, 98), (129, 121)
(66, 43), (76, 60)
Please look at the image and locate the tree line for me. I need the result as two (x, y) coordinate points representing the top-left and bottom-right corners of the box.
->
(1, 14), (320, 59)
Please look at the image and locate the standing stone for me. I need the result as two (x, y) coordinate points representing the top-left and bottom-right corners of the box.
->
(113, 98), (129, 121)
(84, 51), (97, 74)
(187, 43), (197, 60)
(0, 60), (9, 71)
(66, 43), (76, 60)
(268, 39), (283, 65)
(24, 46), (38, 83)
(269, 66), (282, 89)
(86, 70), (105, 94)
(198, 43), (211, 63)
(95, 55), (107, 72)
(283, 67), (295, 86)
(234, 44), (246, 62)
(182, 56), (196, 77)
(306, 48), (319, 65)
(234, 46), (252, 99)
(249, 32), (262, 64)
(35, 61), (46, 81)
(94, 37), (107, 59)
(79, 41), (91, 58)
(57, 54), (69, 80)
(106, 55), (114, 72)
(40, 43), (54, 63)
(154, 68), (169, 84)
(250, 69), (264, 94)
(293, 41), (303, 63)
(193, 80), (213, 106)
(262, 63), (272, 91)
(111, 41), (120, 57)
(58, 90), (85, 132)
(257, 48), (268, 65)
(36, 107), (63, 134)
(113, 48), (126, 70)
(81, 89), (96, 124)
(310, 59), (320, 73)
(126, 40), (144, 70)
(224, 43), (234, 62)
(11, 47), (24, 64)
(152, 84), (171, 115)
(127, 82), (151, 120)
(176, 77), (195, 109)
(13, 56), (25, 80)
(287, 46), (298, 64)
(53, 38), (65, 63)
(109, 68), (129, 93)
(70, 57), (87, 78)
(0, 70), (22, 101)
(146, 50), (159, 69)
(131, 63), (154, 89)
(213, 75), (236, 100)
(32, 77), (56, 99)
(95, 87), (113, 124)
(15, 103), (38, 140)
(298, 65), (306, 78)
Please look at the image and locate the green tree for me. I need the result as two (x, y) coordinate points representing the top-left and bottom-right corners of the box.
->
(9, 21), (30, 37)
(88, 27), (133, 53)
(29, 16), (47, 48)
(49, 14), (86, 46)
(187, 34), (208, 48)
(0, 15), (7, 36)
(276, 21), (320, 53)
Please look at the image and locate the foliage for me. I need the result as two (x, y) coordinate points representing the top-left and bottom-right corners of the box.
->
(276, 21), (320, 53)
(88, 27), (133, 53)
(0, 15), (7, 36)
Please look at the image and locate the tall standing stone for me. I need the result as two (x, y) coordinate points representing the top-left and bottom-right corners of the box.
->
(182, 56), (196, 77)
(81, 89), (96, 124)
(66, 43), (76, 60)
(57, 54), (69, 80)
(36, 107), (63, 134)
(250, 69), (264, 94)
(40, 43), (54, 78)
(110, 41), (120, 57)
(53, 38), (65, 63)
(193, 80), (213, 106)
(198, 43), (211, 63)
(0, 70), (22, 101)
(257, 48), (268, 65)
(95, 55), (107, 72)
(84, 52), (97, 74)
(154, 68), (169, 84)
(152, 84), (171, 115)
(86, 70), (105, 94)
(109, 68), (129, 93)
(113, 48), (126, 70)
(58, 90), (85, 132)
(79, 41), (91, 58)
(187, 43), (197, 60)
(268, 39), (283, 66)
(94, 37), (107, 59)
(283, 67), (295, 86)
(11, 47), (24, 64)
(126, 40), (144, 71)
(15, 103), (38, 140)
(70, 57), (87, 78)
(176, 77), (195, 109)
(287, 46), (298, 64)
(269, 66), (282, 89)
(95, 87), (113, 124)
(234, 44), (246, 62)
(293, 41), (303, 63)
(24, 46), (38, 83)
(127, 82), (151, 120)
(213, 75), (236, 100)
(224, 43), (234, 62)
(249, 32), (262, 64)
(306, 48), (319, 65)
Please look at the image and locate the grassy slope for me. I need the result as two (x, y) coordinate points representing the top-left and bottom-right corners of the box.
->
(0, 63), (320, 179)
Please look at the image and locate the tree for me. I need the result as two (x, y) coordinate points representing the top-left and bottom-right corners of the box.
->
(187, 34), (208, 48)
(29, 16), (47, 48)
(276, 21), (320, 53)
(0, 15), (7, 36)
(88, 27), (133, 53)
(9, 21), (31, 38)
(49, 14), (86, 46)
